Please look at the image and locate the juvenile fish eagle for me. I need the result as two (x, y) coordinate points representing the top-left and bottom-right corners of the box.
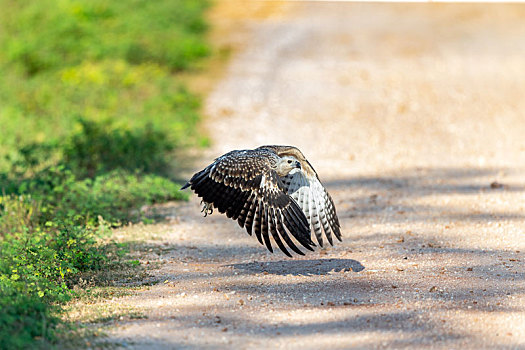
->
(181, 145), (341, 256)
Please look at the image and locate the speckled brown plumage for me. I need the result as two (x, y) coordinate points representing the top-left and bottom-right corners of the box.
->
(181, 146), (341, 256)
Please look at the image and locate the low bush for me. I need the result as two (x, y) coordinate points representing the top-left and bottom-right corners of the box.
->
(0, 280), (59, 349)
(0, 162), (188, 347)
(63, 119), (175, 179)
(0, 195), (97, 348)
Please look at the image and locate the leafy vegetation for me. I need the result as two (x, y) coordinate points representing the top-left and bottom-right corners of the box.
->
(0, 0), (209, 347)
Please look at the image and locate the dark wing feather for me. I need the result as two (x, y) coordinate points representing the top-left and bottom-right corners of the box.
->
(253, 193), (264, 246)
(182, 149), (315, 255)
(260, 204), (272, 253)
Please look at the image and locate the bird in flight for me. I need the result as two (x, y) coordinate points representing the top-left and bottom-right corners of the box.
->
(181, 145), (341, 257)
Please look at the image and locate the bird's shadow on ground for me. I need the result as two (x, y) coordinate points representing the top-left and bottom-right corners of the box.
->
(226, 258), (365, 276)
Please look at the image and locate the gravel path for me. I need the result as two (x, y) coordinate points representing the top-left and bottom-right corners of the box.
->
(106, 3), (525, 349)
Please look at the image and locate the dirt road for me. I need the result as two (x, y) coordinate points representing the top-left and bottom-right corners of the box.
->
(105, 3), (525, 349)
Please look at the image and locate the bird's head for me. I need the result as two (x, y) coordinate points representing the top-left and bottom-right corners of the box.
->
(275, 155), (301, 176)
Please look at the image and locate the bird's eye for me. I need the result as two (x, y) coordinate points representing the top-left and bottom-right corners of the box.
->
(287, 160), (292, 164)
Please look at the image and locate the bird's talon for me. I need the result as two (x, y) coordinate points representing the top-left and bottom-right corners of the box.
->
(201, 201), (213, 217)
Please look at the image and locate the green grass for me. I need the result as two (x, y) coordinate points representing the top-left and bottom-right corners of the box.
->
(1, 0), (208, 75)
(0, 0), (209, 172)
(0, 0), (210, 347)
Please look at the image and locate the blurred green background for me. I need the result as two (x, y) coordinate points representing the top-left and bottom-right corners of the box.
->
(0, 0), (210, 173)
(0, 0), (210, 347)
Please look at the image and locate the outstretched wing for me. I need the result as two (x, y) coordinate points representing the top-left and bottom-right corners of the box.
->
(281, 169), (341, 247)
(181, 150), (315, 256)
(259, 145), (342, 246)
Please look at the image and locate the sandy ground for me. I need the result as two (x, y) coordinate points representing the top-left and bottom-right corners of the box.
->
(103, 3), (525, 349)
